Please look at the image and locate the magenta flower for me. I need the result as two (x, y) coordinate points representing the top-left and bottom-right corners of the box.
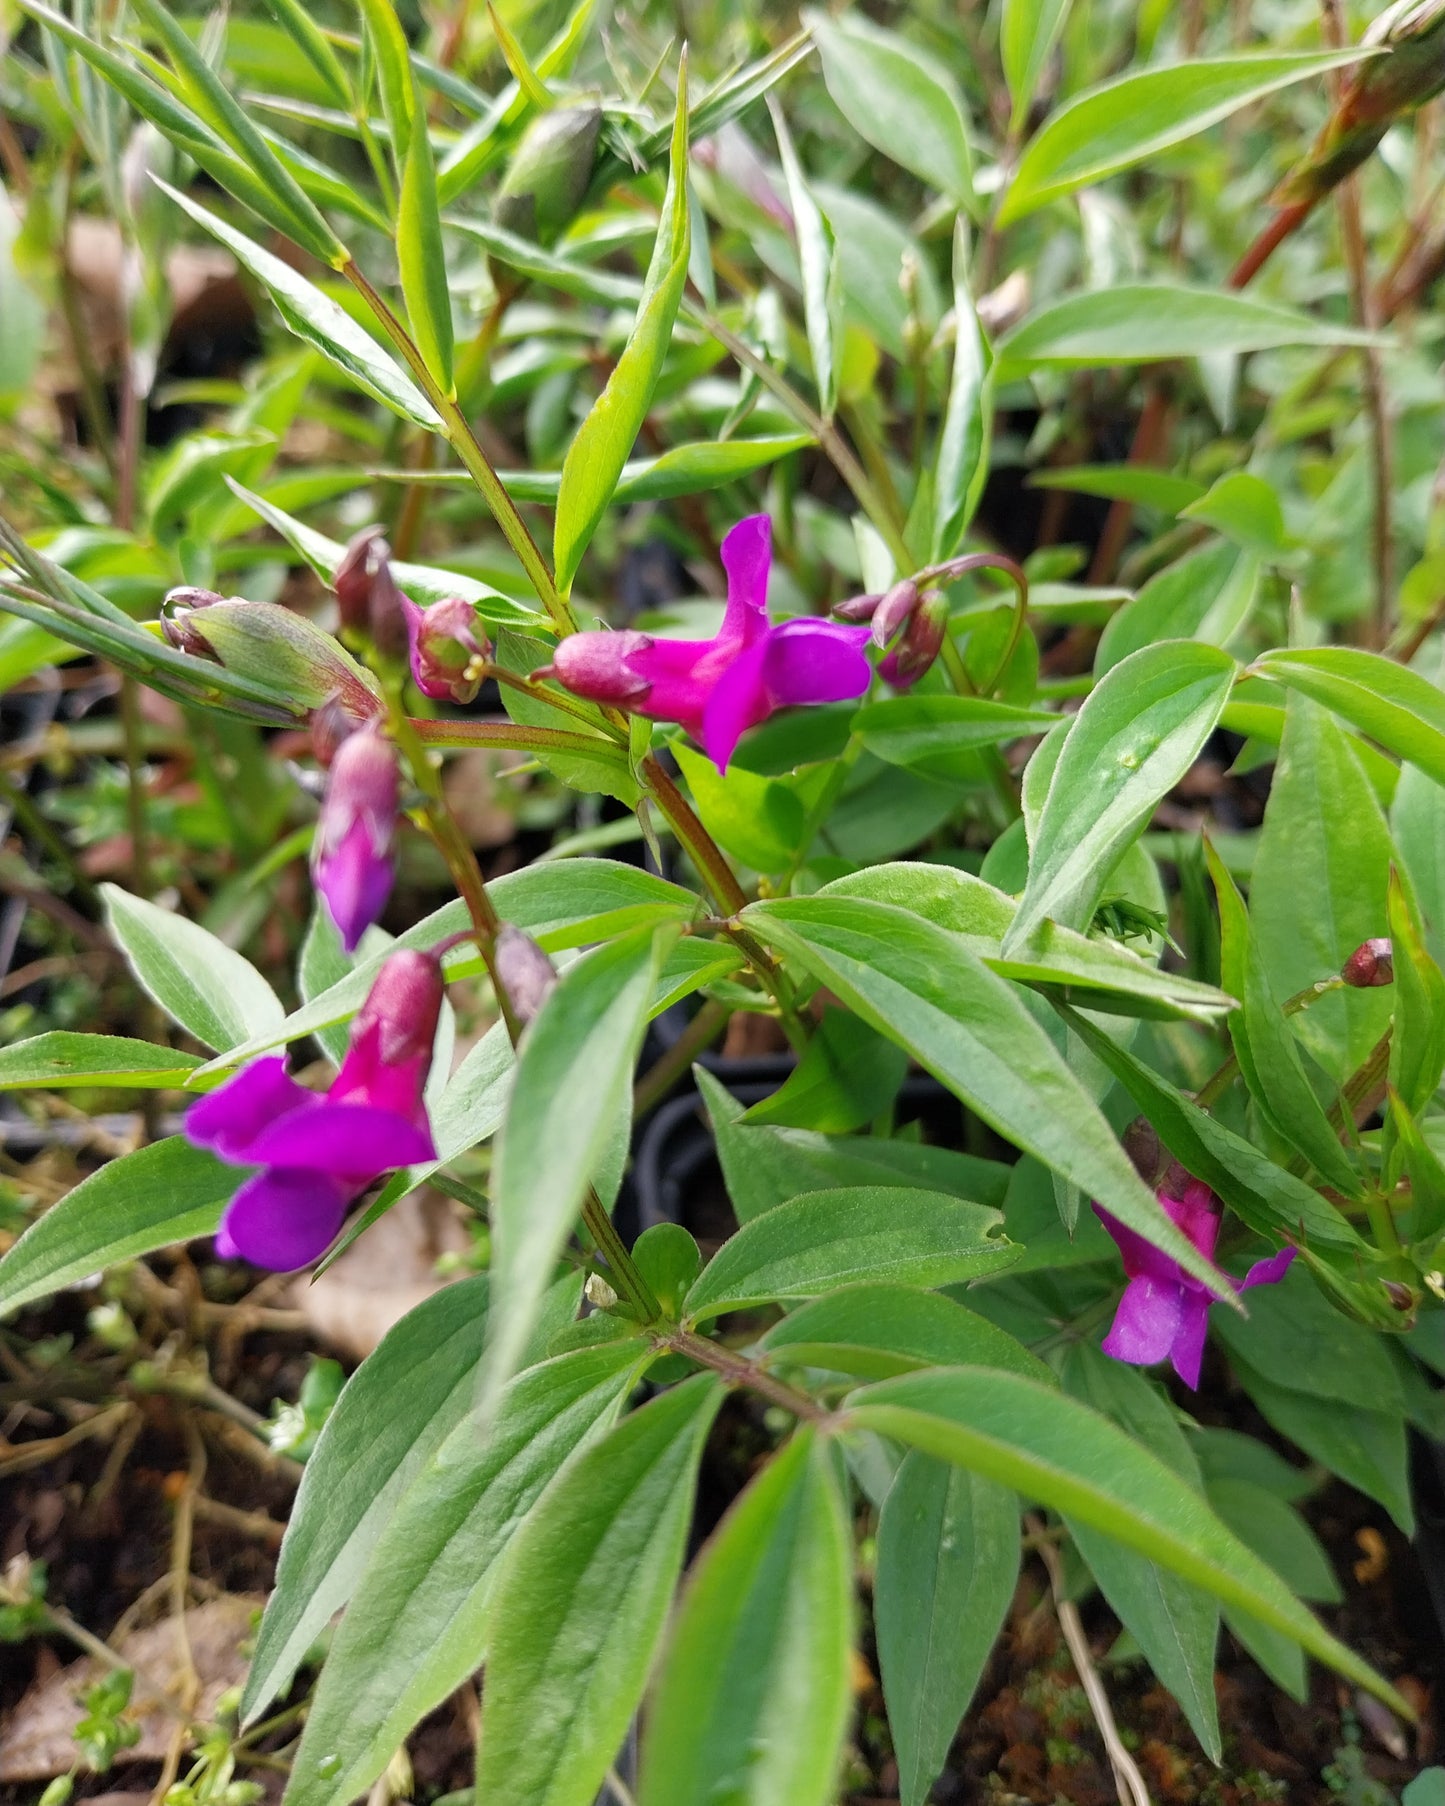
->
(187, 950), (442, 1270)
(403, 595), (489, 705)
(1095, 1180), (1296, 1389)
(548, 515), (873, 772)
(313, 725), (399, 953)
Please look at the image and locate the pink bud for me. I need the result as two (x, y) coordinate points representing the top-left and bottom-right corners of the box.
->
(332, 948), (443, 1129)
(495, 924), (558, 1023)
(313, 726), (399, 952)
(161, 586), (225, 656)
(869, 578), (922, 651)
(551, 630), (655, 706)
(832, 591), (884, 624)
(1341, 937), (1394, 987)
(334, 527), (409, 659)
(406, 595), (490, 704)
(879, 590), (948, 690)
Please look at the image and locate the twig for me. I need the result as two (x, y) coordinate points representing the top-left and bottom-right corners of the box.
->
(191, 1493), (286, 1550)
(667, 1328), (828, 1422)
(1027, 1513), (1153, 1806)
(633, 997), (730, 1117)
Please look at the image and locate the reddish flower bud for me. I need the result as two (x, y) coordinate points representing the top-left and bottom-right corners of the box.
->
(1342, 937), (1394, 987)
(870, 578), (922, 651)
(335, 947), (444, 1119)
(405, 595), (490, 704)
(831, 591), (884, 624)
(550, 630), (656, 706)
(161, 586), (225, 655)
(313, 726), (399, 952)
(495, 923), (558, 1024)
(879, 590), (948, 690)
(334, 527), (409, 659)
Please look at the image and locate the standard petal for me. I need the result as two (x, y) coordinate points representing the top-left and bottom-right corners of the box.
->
(245, 1101), (434, 1176)
(218, 1166), (353, 1270)
(761, 618), (873, 708)
(1093, 1204), (1186, 1287)
(185, 1058), (314, 1165)
(699, 637), (773, 773)
(1239, 1245), (1298, 1291)
(1168, 1292), (1211, 1390)
(315, 813), (394, 953)
(1101, 1273), (1184, 1368)
(718, 514), (772, 643)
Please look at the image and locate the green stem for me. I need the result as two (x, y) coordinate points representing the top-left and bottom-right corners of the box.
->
(409, 716), (624, 755)
(343, 260), (572, 635)
(582, 1193), (660, 1320)
(640, 751), (746, 914)
(666, 1328), (826, 1421)
(1195, 975), (1346, 1109)
(633, 995), (730, 1116)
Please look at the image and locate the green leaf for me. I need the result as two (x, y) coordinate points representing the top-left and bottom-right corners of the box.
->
(1000, 0), (1074, 132)
(192, 860), (696, 1075)
(281, 1339), (641, 1806)
(637, 1431), (855, 1806)
(1249, 695), (1395, 1077)
(932, 220), (993, 560)
(484, 926), (667, 1409)
(806, 10), (973, 207)
(1000, 49), (1373, 224)
(996, 284), (1383, 378)
(761, 1282), (1053, 1384)
(0, 1138), (232, 1318)
(297, 904), (355, 1065)
(1095, 540), (1257, 676)
(1254, 646), (1445, 789)
(672, 742), (820, 873)
(1055, 1004), (1361, 1250)
(683, 1186), (1015, 1323)
(741, 1009), (908, 1135)
(241, 1275), (492, 1719)
(355, 0), (415, 160)
(103, 884), (283, 1052)
(553, 64), (689, 592)
(477, 1375), (723, 1806)
(769, 97), (841, 420)
(0, 1033), (202, 1091)
(1031, 464), (1206, 514)
(876, 1453), (1018, 1806)
(398, 97), (453, 390)
(698, 1068), (1010, 1225)
(1180, 471), (1292, 557)
(1392, 762), (1445, 966)
(847, 1366), (1409, 1713)
(855, 694), (1056, 784)
(261, 0), (353, 109)
(1206, 1478), (1340, 1604)
(1006, 642), (1235, 945)
(742, 895), (1233, 1295)
(153, 179), (436, 425)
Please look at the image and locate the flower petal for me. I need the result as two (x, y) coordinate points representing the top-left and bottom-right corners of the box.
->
(762, 618), (873, 708)
(700, 636), (773, 773)
(1239, 1245), (1297, 1291)
(316, 813), (394, 953)
(1168, 1292), (1211, 1390)
(1093, 1204), (1187, 1286)
(185, 1058), (314, 1165)
(718, 514), (772, 643)
(1102, 1273), (1184, 1368)
(218, 1166), (354, 1270)
(245, 1101), (434, 1176)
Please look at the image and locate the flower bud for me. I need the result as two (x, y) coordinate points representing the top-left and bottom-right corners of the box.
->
(334, 526), (409, 660)
(1341, 937), (1394, 987)
(406, 595), (490, 704)
(312, 726), (399, 952)
(869, 578), (922, 651)
(161, 586), (225, 655)
(493, 106), (602, 242)
(495, 923), (558, 1024)
(343, 948), (444, 1080)
(879, 589), (948, 690)
(164, 591), (383, 722)
(584, 1272), (619, 1310)
(1121, 1116), (1164, 1187)
(549, 630), (655, 706)
(831, 591), (884, 624)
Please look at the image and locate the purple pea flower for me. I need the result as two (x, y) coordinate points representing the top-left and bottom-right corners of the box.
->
(548, 514), (873, 772)
(313, 725), (399, 953)
(187, 949), (442, 1270)
(1095, 1179), (1297, 1390)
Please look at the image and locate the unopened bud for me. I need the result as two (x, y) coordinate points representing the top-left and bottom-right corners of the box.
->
(879, 589), (948, 690)
(350, 947), (444, 1071)
(584, 1272), (619, 1310)
(870, 578), (922, 651)
(495, 923), (558, 1024)
(493, 106), (603, 242)
(310, 693), (364, 768)
(1342, 937), (1394, 987)
(1384, 1279), (1417, 1313)
(832, 591), (884, 623)
(550, 630), (654, 706)
(334, 526), (409, 659)
(406, 595), (490, 704)
(1122, 1117), (1164, 1187)
(165, 591), (383, 723)
(313, 726), (399, 952)
(161, 586), (224, 655)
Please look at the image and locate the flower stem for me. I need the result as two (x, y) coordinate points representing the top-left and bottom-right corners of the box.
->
(409, 716), (625, 756)
(666, 1328), (827, 1422)
(1195, 975), (1346, 1109)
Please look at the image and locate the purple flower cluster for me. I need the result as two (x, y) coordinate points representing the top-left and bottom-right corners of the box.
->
(188, 949), (442, 1270)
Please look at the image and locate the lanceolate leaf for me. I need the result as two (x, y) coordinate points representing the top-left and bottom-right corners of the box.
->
(0, 1033), (202, 1091)
(932, 220), (993, 560)
(743, 895), (1233, 1296)
(553, 63), (690, 592)
(1005, 642), (1235, 946)
(241, 1276), (494, 1720)
(1001, 0), (1074, 131)
(1000, 49), (1374, 224)
(0, 1139), (232, 1318)
(875, 1454), (1019, 1806)
(637, 1431), (856, 1806)
(769, 96), (841, 420)
(103, 884), (284, 1051)
(847, 1367), (1409, 1714)
(477, 1375), (724, 1806)
(761, 1283), (1053, 1384)
(483, 925), (669, 1412)
(398, 98), (454, 389)
(1253, 646), (1445, 789)
(281, 1340), (643, 1806)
